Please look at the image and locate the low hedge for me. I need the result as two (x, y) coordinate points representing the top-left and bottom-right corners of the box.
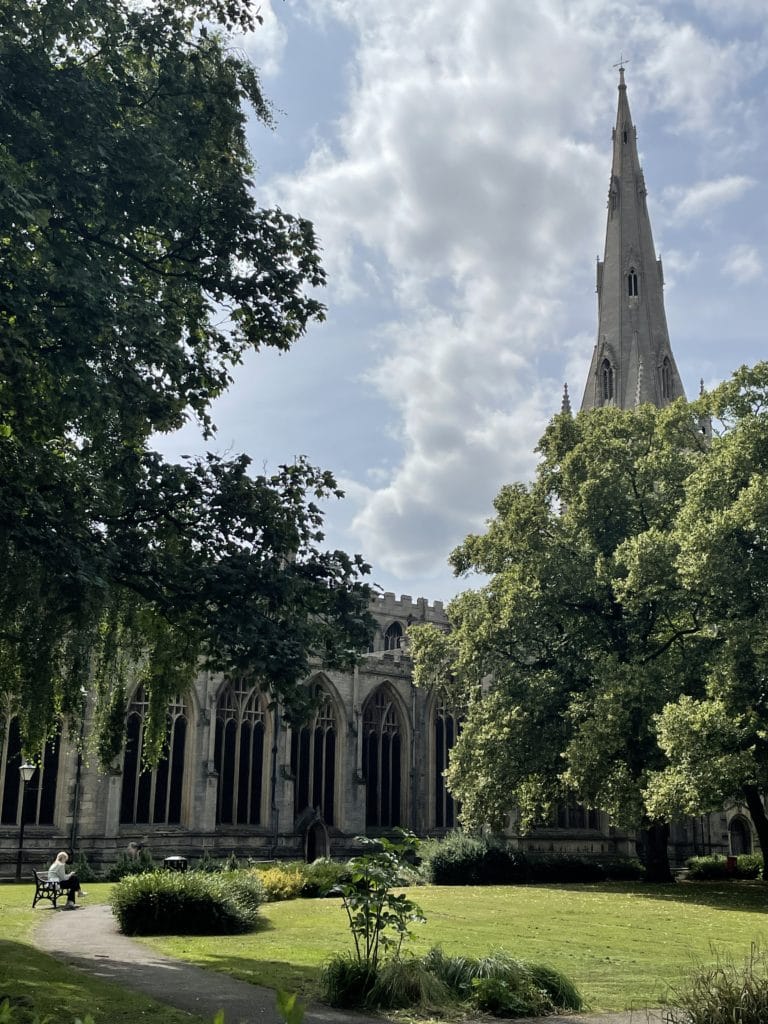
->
(685, 853), (763, 881)
(111, 869), (264, 935)
(421, 832), (645, 885)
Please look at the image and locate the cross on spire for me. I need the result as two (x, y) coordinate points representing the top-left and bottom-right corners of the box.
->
(612, 53), (630, 71)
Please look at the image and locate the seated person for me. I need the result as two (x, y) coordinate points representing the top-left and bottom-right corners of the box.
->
(47, 850), (84, 909)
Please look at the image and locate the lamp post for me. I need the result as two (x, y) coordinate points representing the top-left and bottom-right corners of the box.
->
(16, 761), (36, 881)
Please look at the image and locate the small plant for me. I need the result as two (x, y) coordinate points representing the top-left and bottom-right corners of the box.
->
(105, 848), (155, 882)
(256, 865), (305, 902)
(320, 952), (378, 1008)
(224, 852), (240, 872)
(72, 851), (98, 883)
(664, 945), (768, 1024)
(334, 831), (424, 971)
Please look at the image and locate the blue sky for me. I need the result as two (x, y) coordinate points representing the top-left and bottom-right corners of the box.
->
(158, 0), (768, 603)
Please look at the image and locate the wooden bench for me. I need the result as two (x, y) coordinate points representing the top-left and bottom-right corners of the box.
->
(32, 871), (62, 909)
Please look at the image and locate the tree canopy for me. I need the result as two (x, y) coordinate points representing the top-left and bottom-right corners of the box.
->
(411, 396), (714, 879)
(0, 0), (372, 764)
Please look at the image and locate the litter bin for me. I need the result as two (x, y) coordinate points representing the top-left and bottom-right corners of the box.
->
(164, 855), (188, 872)
(726, 855), (737, 873)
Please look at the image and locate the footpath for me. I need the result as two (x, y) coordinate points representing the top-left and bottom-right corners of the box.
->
(33, 903), (664, 1024)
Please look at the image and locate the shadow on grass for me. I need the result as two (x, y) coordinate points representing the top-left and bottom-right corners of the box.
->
(535, 880), (768, 914)
(0, 938), (204, 1024)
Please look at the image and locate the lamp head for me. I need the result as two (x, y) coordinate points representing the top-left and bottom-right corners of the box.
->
(19, 761), (36, 783)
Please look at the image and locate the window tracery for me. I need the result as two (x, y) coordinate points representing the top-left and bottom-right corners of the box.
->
(214, 678), (266, 825)
(362, 688), (402, 827)
(120, 686), (187, 825)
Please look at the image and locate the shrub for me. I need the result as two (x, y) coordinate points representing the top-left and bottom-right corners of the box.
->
(421, 947), (583, 1016)
(369, 956), (452, 1010)
(298, 858), (350, 897)
(256, 865), (305, 902)
(320, 952), (378, 1008)
(422, 831), (642, 886)
(105, 848), (155, 882)
(72, 852), (98, 883)
(664, 946), (768, 1024)
(111, 869), (261, 935)
(686, 854), (762, 881)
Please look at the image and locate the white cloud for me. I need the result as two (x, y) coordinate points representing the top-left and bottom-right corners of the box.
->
(665, 176), (755, 222)
(240, 1), (287, 78)
(722, 243), (763, 283)
(260, 0), (766, 592)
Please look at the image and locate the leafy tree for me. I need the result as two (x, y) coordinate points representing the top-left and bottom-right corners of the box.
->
(645, 364), (768, 876)
(411, 400), (712, 881)
(0, 0), (372, 761)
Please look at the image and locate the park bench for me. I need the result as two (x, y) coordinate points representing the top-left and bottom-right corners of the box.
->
(32, 870), (62, 909)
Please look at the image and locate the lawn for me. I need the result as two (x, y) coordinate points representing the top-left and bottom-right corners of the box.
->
(142, 881), (768, 1013)
(0, 882), (205, 1024)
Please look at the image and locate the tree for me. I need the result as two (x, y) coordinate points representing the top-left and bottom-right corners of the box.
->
(645, 364), (768, 877)
(411, 400), (712, 881)
(0, 0), (372, 761)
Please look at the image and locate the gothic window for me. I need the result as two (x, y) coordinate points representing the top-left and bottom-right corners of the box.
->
(290, 685), (337, 825)
(627, 268), (638, 297)
(556, 796), (601, 830)
(383, 622), (403, 651)
(0, 711), (60, 826)
(601, 358), (614, 403)
(434, 699), (462, 829)
(622, 129), (628, 144)
(214, 679), (267, 825)
(120, 687), (188, 825)
(660, 357), (672, 402)
(362, 688), (403, 828)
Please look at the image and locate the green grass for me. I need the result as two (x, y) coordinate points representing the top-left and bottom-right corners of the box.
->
(141, 882), (768, 1012)
(0, 882), (205, 1024)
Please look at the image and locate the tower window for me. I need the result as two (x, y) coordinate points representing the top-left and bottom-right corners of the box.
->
(623, 130), (627, 144)
(661, 357), (672, 402)
(383, 621), (403, 651)
(627, 268), (638, 297)
(601, 358), (614, 403)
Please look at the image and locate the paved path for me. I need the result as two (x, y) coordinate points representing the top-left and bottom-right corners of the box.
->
(33, 903), (665, 1024)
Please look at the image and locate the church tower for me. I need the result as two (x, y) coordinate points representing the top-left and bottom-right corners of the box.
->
(581, 67), (685, 411)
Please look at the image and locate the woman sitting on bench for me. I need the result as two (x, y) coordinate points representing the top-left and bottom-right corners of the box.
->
(47, 851), (84, 909)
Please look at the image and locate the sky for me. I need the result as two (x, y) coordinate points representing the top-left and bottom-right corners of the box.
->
(157, 0), (768, 605)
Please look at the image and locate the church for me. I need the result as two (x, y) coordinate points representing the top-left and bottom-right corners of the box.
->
(0, 70), (754, 874)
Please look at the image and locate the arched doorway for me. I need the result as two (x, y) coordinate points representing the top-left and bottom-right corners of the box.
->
(729, 816), (752, 855)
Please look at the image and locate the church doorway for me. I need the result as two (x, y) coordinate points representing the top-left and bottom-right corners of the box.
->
(305, 819), (329, 862)
(729, 816), (752, 855)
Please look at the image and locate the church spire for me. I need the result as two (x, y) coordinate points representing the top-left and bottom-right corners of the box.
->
(581, 68), (685, 411)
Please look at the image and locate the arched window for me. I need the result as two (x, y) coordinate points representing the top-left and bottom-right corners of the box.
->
(627, 268), (638, 297)
(290, 685), (337, 825)
(362, 688), (403, 828)
(660, 357), (672, 402)
(0, 711), (60, 826)
(120, 687), (188, 825)
(434, 700), (462, 829)
(214, 679), (267, 825)
(383, 622), (403, 651)
(601, 358), (614, 403)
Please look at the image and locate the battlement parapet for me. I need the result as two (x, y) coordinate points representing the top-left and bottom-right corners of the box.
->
(371, 592), (447, 624)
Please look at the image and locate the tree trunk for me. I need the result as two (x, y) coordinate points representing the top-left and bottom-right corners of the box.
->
(638, 820), (673, 882)
(742, 784), (768, 881)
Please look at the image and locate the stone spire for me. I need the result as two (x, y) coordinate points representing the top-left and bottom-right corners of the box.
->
(561, 382), (572, 416)
(581, 67), (685, 411)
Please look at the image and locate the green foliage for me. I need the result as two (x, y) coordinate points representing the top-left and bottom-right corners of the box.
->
(275, 991), (304, 1024)
(297, 858), (351, 897)
(0, 0), (372, 761)
(333, 831), (424, 972)
(320, 953), (378, 1008)
(368, 956), (452, 1010)
(0, 1000), (96, 1024)
(420, 832), (644, 885)
(71, 852), (98, 883)
(110, 869), (262, 935)
(105, 848), (155, 882)
(254, 866), (305, 903)
(665, 946), (768, 1024)
(686, 854), (762, 881)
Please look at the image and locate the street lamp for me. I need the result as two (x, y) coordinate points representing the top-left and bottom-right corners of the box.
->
(16, 761), (36, 882)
